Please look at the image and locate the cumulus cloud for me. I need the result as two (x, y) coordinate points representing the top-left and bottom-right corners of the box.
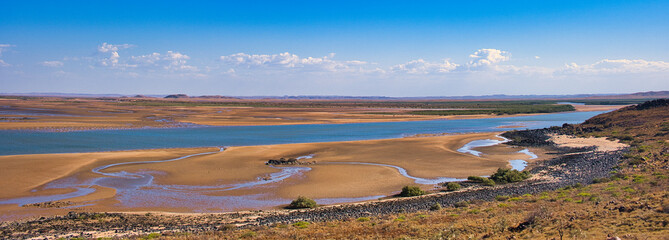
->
(220, 52), (368, 72)
(97, 43), (133, 53)
(468, 48), (510, 67)
(95, 43), (196, 72)
(40, 61), (64, 67)
(390, 59), (459, 74)
(97, 42), (131, 68)
(561, 59), (669, 74)
(128, 51), (197, 71)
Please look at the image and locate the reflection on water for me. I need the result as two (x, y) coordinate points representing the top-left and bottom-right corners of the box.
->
(0, 148), (314, 211)
(0, 111), (601, 210)
(457, 135), (509, 156)
(1, 137), (542, 210)
(325, 162), (465, 185)
(518, 149), (538, 159)
(0, 111), (606, 155)
(509, 160), (528, 171)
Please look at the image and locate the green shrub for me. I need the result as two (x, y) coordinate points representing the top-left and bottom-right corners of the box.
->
(467, 176), (486, 182)
(292, 221), (311, 229)
(430, 203), (442, 211)
(140, 233), (161, 240)
(287, 196), (318, 209)
(357, 217), (370, 222)
(445, 182), (461, 191)
(467, 176), (496, 186)
(399, 185), (425, 197)
(240, 231), (256, 238)
(577, 192), (591, 197)
(489, 168), (531, 184)
(632, 175), (647, 183)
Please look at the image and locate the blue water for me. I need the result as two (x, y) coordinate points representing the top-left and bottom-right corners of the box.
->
(0, 111), (605, 156)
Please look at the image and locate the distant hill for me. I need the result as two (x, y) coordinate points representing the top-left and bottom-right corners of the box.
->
(2, 90), (667, 101)
(582, 91), (669, 100)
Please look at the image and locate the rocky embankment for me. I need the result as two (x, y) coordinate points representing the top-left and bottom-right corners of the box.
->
(1, 129), (627, 239)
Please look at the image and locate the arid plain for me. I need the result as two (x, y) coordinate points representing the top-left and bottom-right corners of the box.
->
(0, 97), (624, 221)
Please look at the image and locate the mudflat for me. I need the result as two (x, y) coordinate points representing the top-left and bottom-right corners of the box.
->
(0, 132), (539, 220)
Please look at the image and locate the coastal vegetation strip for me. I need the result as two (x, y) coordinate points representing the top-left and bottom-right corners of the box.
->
(113, 98), (645, 109)
(407, 104), (575, 115)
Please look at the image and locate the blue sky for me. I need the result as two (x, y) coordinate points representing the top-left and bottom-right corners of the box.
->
(1, 0), (668, 96)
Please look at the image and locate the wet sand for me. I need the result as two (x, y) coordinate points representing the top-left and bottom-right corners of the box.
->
(0, 132), (541, 221)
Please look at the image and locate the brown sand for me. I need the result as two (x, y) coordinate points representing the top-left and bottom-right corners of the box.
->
(572, 104), (628, 112)
(0, 98), (627, 131)
(549, 134), (628, 152)
(0, 148), (218, 200)
(0, 132), (540, 220)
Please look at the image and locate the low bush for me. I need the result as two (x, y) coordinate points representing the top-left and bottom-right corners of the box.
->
(287, 196), (317, 209)
(489, 168), (531, 184)
(240, 231), (256, 238)
(467, 176), (496, 186)
(430, 203), (442, 211)
(445, 182), (461, 191)
(292, 221), (311, 229)
(399, 185), (425, 197)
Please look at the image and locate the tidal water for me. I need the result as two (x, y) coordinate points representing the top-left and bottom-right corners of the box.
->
(0, 111), (604, 155)
(0, 111), (604, 210)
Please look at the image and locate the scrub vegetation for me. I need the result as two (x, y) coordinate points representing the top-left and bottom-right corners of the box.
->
(286, 196), (318, 209)
(151, 99), (668, 239)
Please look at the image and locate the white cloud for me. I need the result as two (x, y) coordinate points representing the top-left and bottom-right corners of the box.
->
(468, 48), (510, 67)
(0, 44), (14, 67)
(128, 51), (197, 71)
(97, 43), (133, 53)
(97, 42), (131, 68)
(95, 43), (196, 72)
(40, 61), (64, 67)
(561, 59), (669, 74)
(220, 52), (368, 72)
(0, 44), (12, 56)
(390, 59), (459, 74)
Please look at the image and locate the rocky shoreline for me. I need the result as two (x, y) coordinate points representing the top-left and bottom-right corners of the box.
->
(0, 129), (627, 239)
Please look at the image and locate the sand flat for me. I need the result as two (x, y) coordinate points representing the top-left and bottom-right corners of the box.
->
(0, 98), (627, 131)
(0, 147), (218, 199)
(0, 132), (544, 221)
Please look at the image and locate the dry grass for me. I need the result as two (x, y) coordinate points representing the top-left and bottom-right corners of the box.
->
(155, 173), (668, 239)
(152, 102), (669, 240)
